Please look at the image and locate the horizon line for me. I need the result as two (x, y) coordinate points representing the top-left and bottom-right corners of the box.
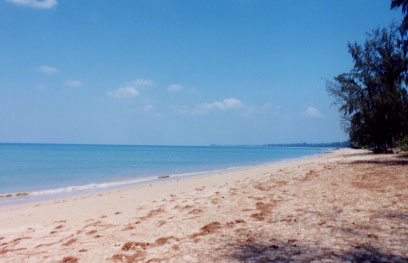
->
(0, 141), (348, 147)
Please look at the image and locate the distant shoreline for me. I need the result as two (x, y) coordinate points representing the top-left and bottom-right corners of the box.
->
(211, 141), (348, 148)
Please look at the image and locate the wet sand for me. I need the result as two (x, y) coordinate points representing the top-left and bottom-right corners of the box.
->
(0, 148), (407, 263)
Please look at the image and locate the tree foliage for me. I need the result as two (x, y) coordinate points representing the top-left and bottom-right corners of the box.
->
(327, 26), (408, 152)
(392, 0), (408, 34)
(391, 0), (408, 55)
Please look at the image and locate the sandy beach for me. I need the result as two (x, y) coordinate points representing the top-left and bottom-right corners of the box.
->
(0, 148), (407, 263)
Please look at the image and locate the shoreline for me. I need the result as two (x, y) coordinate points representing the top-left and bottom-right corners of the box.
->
(2, 148), (406, 262)
(0, 148), (333, 207)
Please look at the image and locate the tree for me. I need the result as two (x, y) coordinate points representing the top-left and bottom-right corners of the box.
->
(327, 26), (408, 152)
(391, 0), (408, 55)
(391, 0), (408, 34)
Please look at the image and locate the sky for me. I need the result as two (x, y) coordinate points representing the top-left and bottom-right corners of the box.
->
(0, 0), (403, 145)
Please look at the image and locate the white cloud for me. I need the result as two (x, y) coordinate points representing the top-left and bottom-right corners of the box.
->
(175, 99), (279, 118)
(182, 98), (246, 115)
(143, 104), (155, 111)
(168, 84), (183, 92)
(6, 0), (57, 9)
(107, 79), (153, 99)
(65, 80), (82, 87)
(243, 103), (280, 118)
(305, 106), (324, 118)
(127, 79), (154, 89)
(107, 87), (139, 99)
(36, 65), (57, 74)
(202, 98), (245, 111)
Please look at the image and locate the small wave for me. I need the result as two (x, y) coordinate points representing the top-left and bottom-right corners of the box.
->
(28, 177), (157, 196)
(2, 166), (248, 198)
(169, 166), (248, 179)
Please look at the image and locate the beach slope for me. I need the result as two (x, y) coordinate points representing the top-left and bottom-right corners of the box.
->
(1, 149), (407, 262)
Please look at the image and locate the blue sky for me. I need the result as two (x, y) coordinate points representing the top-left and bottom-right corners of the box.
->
(0, 0), (403, 145)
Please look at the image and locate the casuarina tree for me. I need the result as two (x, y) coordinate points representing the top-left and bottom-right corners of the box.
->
(327, 26), (408, 152)
(392, 0), (408, 33)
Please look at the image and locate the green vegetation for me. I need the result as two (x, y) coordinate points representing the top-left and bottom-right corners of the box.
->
(397, 134), (408, 151)
(398, 151), (408, 157)
(327, 1), (408, 153)
(265, 141), (349, 148)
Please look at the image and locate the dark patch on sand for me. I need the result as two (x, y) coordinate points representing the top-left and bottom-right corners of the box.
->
(140, 208), (164, 220)
(155, 236), (179, 246)
(86, 230), (97, 235)
(190, 222), (222, 238)
(111, 251), (146, 263)
(122, 242), (151, 251)
(61, 256), (78, 263)
(122, 224), (135, 231)
(250, 202), (275, 221)
(188, 208), (203, 214)
(62, 239), (77, 246)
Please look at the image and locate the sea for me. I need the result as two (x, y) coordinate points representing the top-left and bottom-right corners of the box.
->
(0, 143), (331, 205)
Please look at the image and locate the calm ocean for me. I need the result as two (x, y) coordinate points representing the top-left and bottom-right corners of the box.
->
(0, 144), (329, 204)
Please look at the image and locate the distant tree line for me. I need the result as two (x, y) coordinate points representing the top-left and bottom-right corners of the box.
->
(265, 142), (348, 148)
(327, 1), (408, 152)
(210, 141), (349, 148)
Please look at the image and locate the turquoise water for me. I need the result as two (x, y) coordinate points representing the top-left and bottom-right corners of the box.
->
(0, 144), (329, 201)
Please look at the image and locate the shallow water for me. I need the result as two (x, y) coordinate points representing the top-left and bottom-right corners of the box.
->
(0, 144), (329, 202)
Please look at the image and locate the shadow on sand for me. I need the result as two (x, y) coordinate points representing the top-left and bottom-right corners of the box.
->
(349, 159), (408, 166)
(228, 239), (408, 263)
(341, 151), (373, 158)
(381, 211), (408, 221)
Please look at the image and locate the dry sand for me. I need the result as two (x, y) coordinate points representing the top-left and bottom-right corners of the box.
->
(0, 148), (407, 263)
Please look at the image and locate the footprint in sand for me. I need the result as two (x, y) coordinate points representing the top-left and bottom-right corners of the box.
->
(62, 238), (77, 246)
(122, 224), (135, 231)
(86, 230), (97, 235)
(155, 236), (180, 246)
(188, 208), (203, 214)
(26, 227), (35, 233)
(61, 256), (78, 263)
